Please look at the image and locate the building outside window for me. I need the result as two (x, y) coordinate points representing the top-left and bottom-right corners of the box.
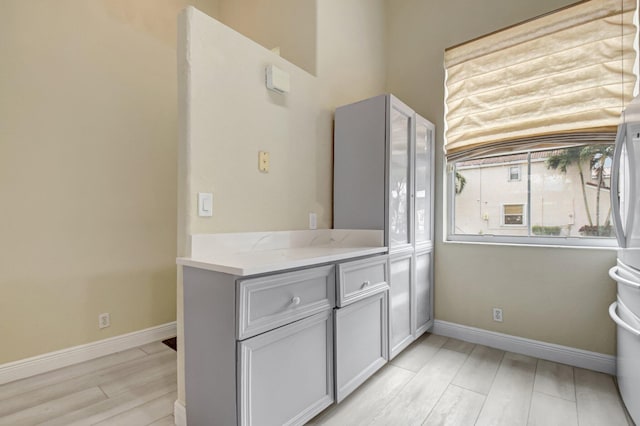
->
(502, 204), (525, 225)
(451, 145), (614, 239)
(508, 166), (521, 182)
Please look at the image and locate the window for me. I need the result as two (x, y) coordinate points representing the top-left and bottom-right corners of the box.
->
(503, 204), (525, 225)
(443, 0), (636, 246)
(449, 144), (616, 243)
(508, 166), (520, 182)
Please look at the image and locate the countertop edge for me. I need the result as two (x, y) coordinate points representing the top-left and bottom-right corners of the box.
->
(177, 246), (388, 276)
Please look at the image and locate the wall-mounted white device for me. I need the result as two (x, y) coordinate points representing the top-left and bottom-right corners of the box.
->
(265, 65), (290, 94)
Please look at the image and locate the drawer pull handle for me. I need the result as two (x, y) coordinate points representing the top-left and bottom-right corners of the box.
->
(291, 296), (301, 306)
(361, 281), (371, 289)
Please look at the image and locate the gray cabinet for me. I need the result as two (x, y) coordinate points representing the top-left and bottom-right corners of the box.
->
(414, 249), (433, 336)
(389, 251), (413, 357)
(334, 256), (389, 402)
(183, 265), (335, 426)
(388, 100), (414, 250)
(415, 115), (435, 246)
(238, 311), (334, 426)
(334, 291), (388, 402)
(183, 254), (393, 425)
(334, 94), (418, 250)
(334, 94), (435, 360)
(413, 115), (435, 340)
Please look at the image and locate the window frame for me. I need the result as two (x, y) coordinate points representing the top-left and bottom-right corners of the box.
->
(508, 166), (521, 182)
(501, 203), (526, 227)
(445, 148), (618, 248)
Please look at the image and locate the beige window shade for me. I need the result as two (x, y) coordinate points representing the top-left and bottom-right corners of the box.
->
(444, 0), (638, 161)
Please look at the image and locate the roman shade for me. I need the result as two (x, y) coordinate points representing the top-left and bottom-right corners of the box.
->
(444, 0), (638, 161)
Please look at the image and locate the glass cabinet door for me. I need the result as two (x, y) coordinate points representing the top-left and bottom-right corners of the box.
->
(389, 101), (413, 248)
(415, 116), (433, 245)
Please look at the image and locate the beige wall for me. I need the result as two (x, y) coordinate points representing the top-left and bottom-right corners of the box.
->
(0, 0), (219, 365)
(179, 10), (334, 238)
(216, 0), (387, 102)
(176, 2), (386, 405)
(386, 0), (618, 355)
(179, 0), (386, 237)
(218, 0), (317, 74)
(316, 0), (387, 107)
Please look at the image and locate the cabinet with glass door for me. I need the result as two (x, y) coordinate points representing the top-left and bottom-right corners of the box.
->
(334, 94), (435, 359)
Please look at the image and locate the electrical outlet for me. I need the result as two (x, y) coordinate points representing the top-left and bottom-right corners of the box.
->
(99, 313), (111, 329)
(493, 308), (503, 322)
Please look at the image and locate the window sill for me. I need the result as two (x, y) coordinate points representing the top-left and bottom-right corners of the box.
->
(444, 235), (618, 250)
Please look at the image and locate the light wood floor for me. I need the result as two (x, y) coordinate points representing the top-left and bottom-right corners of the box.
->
(0, 334), (632, 425)
(0, 341), (177, 425)
(310, 333), (634, 426)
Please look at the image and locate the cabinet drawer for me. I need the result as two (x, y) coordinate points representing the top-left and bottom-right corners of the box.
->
(237, 265), (335, 340)
(336, 256), (388, 307)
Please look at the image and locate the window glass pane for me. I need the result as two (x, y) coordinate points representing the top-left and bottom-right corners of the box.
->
(450, 144), (616, 241)
(503, 204), (524, 225)
(504, 204), (523, 215)
(531, 145), (614, 238)
(453, 152), (528, 236)
(509, 166), (520, 181)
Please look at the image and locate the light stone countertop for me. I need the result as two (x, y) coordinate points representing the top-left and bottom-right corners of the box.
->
(176, 229), (387, 276)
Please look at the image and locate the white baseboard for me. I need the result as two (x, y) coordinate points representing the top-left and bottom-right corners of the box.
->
(0, 322), (176, 385)
(432, 320), (616, 375)
(174, 399), (187, 426)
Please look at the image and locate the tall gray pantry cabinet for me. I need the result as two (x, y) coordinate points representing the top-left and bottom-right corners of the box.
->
(334, 94), (435, 358)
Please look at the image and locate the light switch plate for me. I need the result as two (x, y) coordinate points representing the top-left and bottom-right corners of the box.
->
(198, 192), (213, 217)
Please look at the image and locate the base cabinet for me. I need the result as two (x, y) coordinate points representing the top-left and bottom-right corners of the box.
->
(184, 265), (335, 426)
(334, 291), (388, 402)
(389, 252), (413, 359)
(414, 249), (433, 336)
(238, 311), (334, 426)
(184, 255), (393, 425)
(389, 248), (433, 359)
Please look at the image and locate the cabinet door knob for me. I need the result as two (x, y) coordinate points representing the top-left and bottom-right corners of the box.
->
(291, 296), (301, 306)
(361, 281), (371, 289)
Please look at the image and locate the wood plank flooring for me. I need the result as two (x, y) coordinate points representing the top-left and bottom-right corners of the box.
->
(310, 333), (634, 426)
(0, 335), (632, 425)
(0, 342), (177, 426)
